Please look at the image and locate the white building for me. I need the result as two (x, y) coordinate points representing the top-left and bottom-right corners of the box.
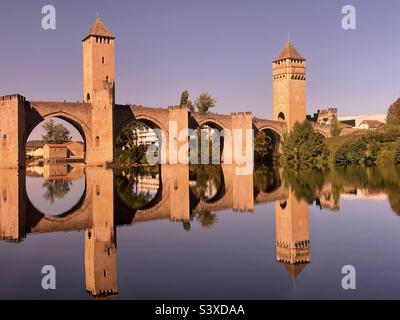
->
(338, 114), (386, 128)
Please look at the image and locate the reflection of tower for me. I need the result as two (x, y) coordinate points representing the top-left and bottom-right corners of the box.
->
(83, 18), (115, 165)
(273, 41), (306, 130)
(275, 191), (310, 281)
(85, 168), (117, 297)
(0, 170), (26, 242)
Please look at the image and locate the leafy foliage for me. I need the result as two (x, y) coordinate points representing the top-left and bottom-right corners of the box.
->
(42, 120), (72, 144)
(329, 116), (343, 137)
(195, 93), (216, 113)
(395, 141), (400, 164)
(254, 131), (276, 165)
(180, 90), (189, 106)
(114, 121), (154, 165)
(334, 129), (400, 166)
(281, 121), (330, 169)
(387, 98), (400, 125)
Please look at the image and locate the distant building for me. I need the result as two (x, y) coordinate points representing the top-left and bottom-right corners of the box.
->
(338, 114), (386, 128)
(359, 120), (384, 130)
(65, 141), (85, 159)
(43, 144), (68, 160)
(133, 127), (158, 147)
(27, 147), (44, 158)
(307, 108), (338, 125)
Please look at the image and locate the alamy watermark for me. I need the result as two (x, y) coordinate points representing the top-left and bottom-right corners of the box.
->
(341, 265), (356, 290)
(42, 5), (56, 30)
(41, 265), (56, 290)
(341, 5), (356, 30)
(145, 121), (254, 175)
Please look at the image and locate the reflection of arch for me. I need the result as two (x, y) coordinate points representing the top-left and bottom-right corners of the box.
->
(26, 177), (91, 234)
(26, 176), (87, 218)
(114, 170), (163, 212)
(189, 166), (226, 205)
(253, 168), (282, 196)
(191, 166), (233, 213)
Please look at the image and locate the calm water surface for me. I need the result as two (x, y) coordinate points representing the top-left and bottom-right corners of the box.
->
(0, 164), (400, 299)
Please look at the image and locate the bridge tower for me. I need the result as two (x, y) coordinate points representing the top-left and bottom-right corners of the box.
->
(275, 191), (310, 281)
(0, 95), (26, 168)
(83, 18), (115, 165)
(272, 41), (306, 131)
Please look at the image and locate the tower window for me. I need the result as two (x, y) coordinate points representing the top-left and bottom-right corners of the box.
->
(102, 57), (105, 64)
(106, 76), (109, 83)
(278, 112), (285, 121)
(86, 93), (91, 103)
(95, 136), (100, 147)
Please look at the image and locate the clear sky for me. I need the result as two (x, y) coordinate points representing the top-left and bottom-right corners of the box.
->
(1, 0), (400, 140)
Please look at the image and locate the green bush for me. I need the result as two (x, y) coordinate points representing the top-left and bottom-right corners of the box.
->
(395, 141), (400, 164)
(334, 137), (381, 166)
(281, 121), (330, 169)
(334, 129), (400, 166)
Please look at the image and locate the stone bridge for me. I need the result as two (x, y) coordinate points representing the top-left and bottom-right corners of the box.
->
(0, 95), (330, 169)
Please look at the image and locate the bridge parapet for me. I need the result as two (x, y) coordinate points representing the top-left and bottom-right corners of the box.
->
(0, 94), (26, 102)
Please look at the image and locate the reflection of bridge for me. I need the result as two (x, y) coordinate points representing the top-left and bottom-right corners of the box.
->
(0, 18), (330, 169)
(0, 165), (311, 297)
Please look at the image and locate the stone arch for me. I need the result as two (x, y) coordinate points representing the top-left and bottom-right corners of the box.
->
(190, 118), (230, 164)
(315, 129), (329, 139)
(25, 111), (91, 151)
(257, 124), (285, 142)
(194, 118), (229, 131)
(114, 112), (169, 164)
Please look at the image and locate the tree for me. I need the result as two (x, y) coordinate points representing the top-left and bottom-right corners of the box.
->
(42, 120), (72, 144)
(334, 136), (381, 166)
(254, 131), (273, 164)
(330, 116), (343, 137)
(281, 121), (330, 168)
(114, 120), (151, 165)
(180, 90), (195, 112)
(387, 98), (400, 125)
(395, 141), (400, 164)
(180, 90), (189, 106)
(195, 93), (216, 113)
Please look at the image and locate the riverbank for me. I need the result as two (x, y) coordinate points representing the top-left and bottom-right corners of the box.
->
(325, 125), (400, 166)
